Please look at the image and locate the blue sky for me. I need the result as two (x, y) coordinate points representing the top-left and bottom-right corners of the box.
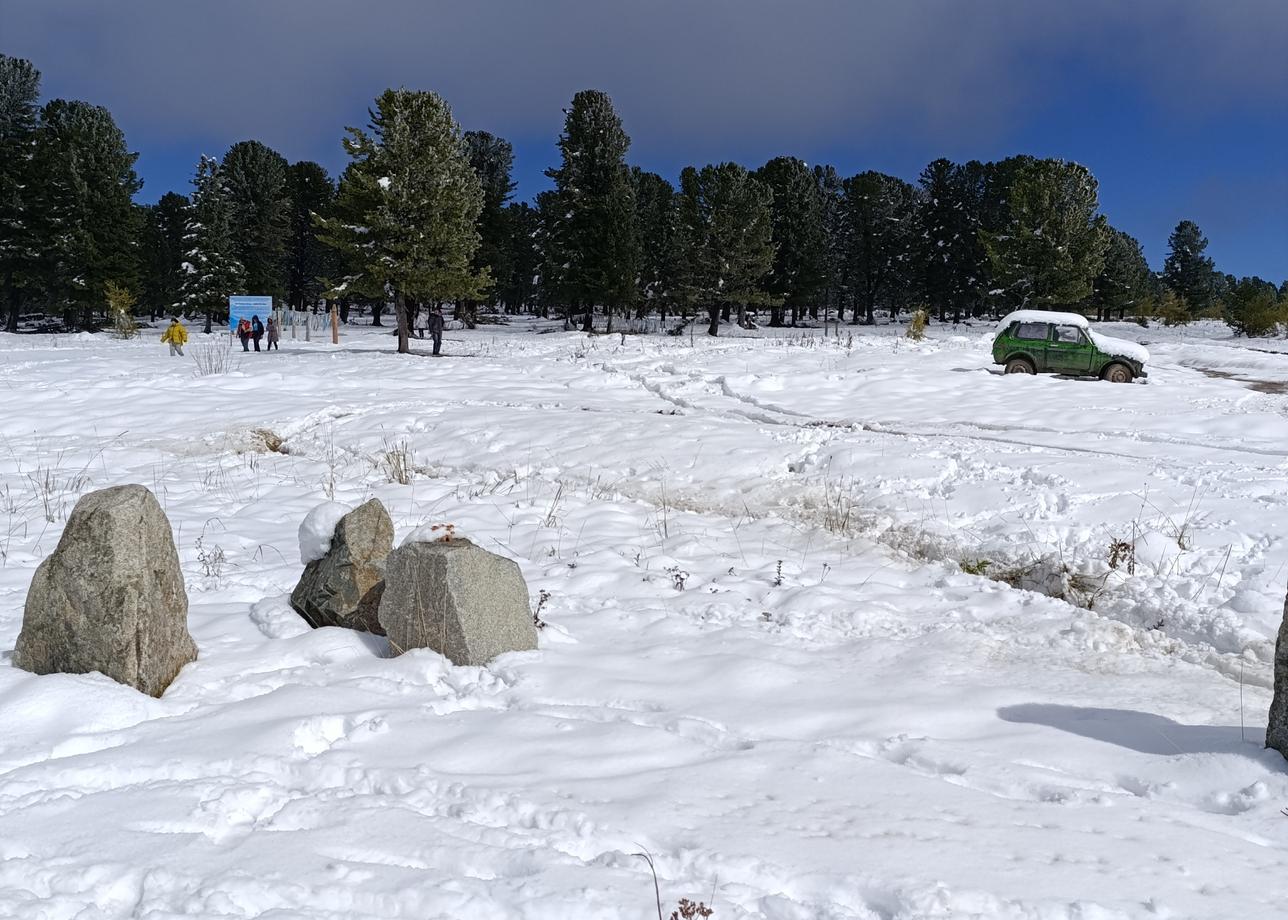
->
(5, 0), (1285, 280)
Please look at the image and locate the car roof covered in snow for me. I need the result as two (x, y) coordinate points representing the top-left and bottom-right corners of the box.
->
(996, 310), (1089, 333)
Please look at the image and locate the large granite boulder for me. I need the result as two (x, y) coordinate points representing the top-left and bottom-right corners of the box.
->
(14, 484), (196, 697)
(291, 499), (393, 634)
(1267, 590), (1288, 758)
(378, 537), (536, 666)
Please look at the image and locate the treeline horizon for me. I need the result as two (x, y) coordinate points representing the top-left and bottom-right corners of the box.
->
(2, 52), (1286, 346)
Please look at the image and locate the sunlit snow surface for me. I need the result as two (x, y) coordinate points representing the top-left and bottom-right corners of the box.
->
(1, 318), (1286, 919)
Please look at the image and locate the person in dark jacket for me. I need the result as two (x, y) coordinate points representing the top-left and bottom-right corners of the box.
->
(427, 304), (445, 356)
(251, 315), (265, 352)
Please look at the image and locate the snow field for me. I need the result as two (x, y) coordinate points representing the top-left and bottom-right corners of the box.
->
(0, 319), (1287, 918)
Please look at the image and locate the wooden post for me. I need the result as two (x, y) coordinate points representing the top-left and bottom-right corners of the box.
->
(330, 302), (339, 345)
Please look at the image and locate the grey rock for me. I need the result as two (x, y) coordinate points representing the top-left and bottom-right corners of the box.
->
(378, 538), (536, 666)
(1267, 590), (1288, 757)
(291, 499), (393, 634)
(14, 484), (196, 697)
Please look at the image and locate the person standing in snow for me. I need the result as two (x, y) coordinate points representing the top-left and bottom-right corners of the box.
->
(160, 317), (187, 356)
(236, 317), (252, 351)
(251, 314), (265, 352)
(265, 316), (280, 351)
(427, 304), (445, 356)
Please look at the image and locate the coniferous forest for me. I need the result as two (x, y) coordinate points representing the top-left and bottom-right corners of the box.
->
(3, 53), (1285, 347)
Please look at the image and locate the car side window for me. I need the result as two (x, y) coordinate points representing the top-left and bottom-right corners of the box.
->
(1053, 325), (1083, 344)
(1014, 322), (1049, 341)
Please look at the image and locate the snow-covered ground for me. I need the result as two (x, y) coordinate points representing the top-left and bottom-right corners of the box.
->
(1, 317), (1286, 919)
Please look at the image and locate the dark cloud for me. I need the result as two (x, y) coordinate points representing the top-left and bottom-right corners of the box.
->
(5, 1), (1286, 277)
(6, 1), (1286, 154)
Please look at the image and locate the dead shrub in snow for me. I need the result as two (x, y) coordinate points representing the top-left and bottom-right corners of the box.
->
(634, 850), (715, 920)
(191, 341), (240, 376)
(378, 438), (415, 485)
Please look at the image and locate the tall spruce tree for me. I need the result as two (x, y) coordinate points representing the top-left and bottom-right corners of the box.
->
(676, 162), (775, 336)
(631, 168), (680, 320)
(755, 156), (825, 327)
(285, 160), (335, 309)
(0, 55), (42, 333)
(917, 158), (988, 322)
(222, 140), (290, 298)
(839, 171), (917, 324)
(178, 155), (244, 332)
(498, 201), (540, 313)
(138, 191), (189, 319)
(813, 164), (846, 326)
(1162, 219), (1217, 316)
(544, 90), (637, 331)
(33, 99), (142, 329)
(317, 88), (484, 354)
(1088, 227), (1150, 320)
(982, 158), (1107, 310)
(462, 130), (516, 326)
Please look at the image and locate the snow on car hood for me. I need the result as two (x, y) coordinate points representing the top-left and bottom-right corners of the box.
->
(1088, 331), (1149, 365)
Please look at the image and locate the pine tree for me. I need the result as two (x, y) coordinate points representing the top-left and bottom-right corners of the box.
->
(916, 158), (987, 322)
(0, 55), (42, 333)
(497, 201), (540, 313)
(839, 171), (917, 324)
(982, 158), (1107, 311)
(813, 164), (846, 326)
(755, 157), (825, 326)
(544, 90), (637, 331)
(138, 191), (189, 319)
(317, 88), (485, 354)
(676, 162), (775, 336)
(285, 161), (335, 309)
(1088, 227), (1150, 320)
(631, 168), (680, 320)
(462, 130), (516, 326)
(1162, 220), (1217, 316)
(222, 140), (289, 299)
(32, 99), (142, 329)
(178, 155), (245, 332)
(1223, 276), (1284, 337)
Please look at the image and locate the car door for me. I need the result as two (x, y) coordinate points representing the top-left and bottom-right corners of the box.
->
(1009, 321), (1051, 369)
(1046, 324), (1095, 375)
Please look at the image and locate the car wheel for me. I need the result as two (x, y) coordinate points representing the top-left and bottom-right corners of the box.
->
(1004, 357), (1036, 375)
(1101, 362), (1133, 383)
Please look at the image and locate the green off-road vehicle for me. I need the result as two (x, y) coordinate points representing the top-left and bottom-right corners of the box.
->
(992, 310), (1149, 383)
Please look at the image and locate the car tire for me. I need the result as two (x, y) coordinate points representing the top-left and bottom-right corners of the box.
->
(1101, 362), (1133, 383)
(1004, 357), (1036, 375)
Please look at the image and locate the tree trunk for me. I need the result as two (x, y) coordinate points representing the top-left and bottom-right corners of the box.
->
(4, 269), (18, 334)
(371, 302), (384, 327)
(339, 300), (350, 324)
(204, 308), (213, 334)
(707, 304), (720, 337)
(769, 306), (784, 327)
(581, 306), (594, 333)
(395, 292), (411, 354)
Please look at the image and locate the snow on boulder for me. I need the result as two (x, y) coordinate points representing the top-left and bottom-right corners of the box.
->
(14, 485), (197, 697)
(291, 499), (394, 634)
(378, 534), (536, 667)
(298, 501), (352, 564)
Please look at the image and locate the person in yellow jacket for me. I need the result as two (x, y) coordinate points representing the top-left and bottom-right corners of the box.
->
(160, 317), (188, 356)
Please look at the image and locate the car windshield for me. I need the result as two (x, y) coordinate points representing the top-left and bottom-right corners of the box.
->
(1014, 322), (1048, 341)
(1052, 325), (1083, 344)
